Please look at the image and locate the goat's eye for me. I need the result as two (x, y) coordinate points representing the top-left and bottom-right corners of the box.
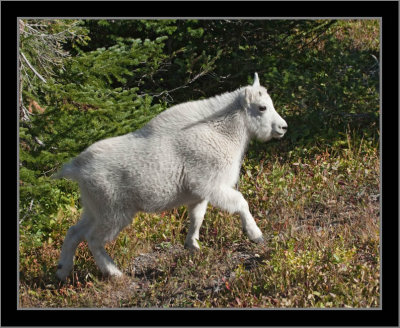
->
(259, 106), (267, 111)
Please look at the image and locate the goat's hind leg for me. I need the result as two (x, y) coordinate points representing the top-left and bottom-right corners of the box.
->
(86, 226), (123, 278)
(56, 212), (91, 281)
(85, 212), (135, 278)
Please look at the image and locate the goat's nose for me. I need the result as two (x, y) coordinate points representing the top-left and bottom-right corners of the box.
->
(281, 124), (288, 131)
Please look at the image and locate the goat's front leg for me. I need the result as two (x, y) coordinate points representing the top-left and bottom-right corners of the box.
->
(184, 200), (208, 250)
(208, 186), (264, 243)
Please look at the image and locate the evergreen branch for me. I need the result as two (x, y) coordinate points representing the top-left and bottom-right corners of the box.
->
(19, 199), (34, 224)
(147, 66), (213, 101)
(20, 51), (47, 83)
(20, 105), (31, 122)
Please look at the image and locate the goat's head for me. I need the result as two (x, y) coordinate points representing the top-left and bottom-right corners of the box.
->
(242, 73), (288, 142)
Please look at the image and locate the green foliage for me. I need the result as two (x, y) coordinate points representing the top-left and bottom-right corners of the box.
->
(19, 19), (90, 103)
(19, 19), (380, 308)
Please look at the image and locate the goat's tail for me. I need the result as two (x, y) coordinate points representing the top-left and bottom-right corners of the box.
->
(52, 159), (80, 181)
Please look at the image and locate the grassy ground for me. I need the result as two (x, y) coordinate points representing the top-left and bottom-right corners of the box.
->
(19, 127), (380, 308)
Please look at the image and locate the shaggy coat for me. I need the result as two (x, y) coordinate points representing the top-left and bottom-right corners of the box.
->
(55, 73), (288, 280)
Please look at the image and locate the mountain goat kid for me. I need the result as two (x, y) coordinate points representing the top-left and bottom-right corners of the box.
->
(55, 73), (288, 280)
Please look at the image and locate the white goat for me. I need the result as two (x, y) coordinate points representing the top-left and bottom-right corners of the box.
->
(55, 73), (288, 280)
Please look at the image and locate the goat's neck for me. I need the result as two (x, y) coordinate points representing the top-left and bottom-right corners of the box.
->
(209, 107), (250, 149)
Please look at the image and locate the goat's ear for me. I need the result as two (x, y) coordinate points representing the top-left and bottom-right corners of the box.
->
(242, 87), (253, 106)
(253, 72), (260, 87)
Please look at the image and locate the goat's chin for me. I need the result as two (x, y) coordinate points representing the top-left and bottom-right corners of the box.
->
(256, 134), (273, 142)
(272, 132), (285, 139)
